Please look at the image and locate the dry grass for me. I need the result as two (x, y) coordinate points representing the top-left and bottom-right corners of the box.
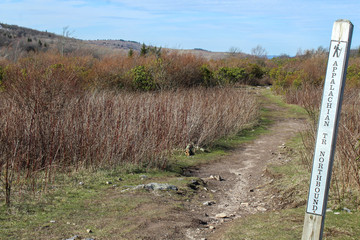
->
(270, 53), (360, 206)
(0, 52), (259, 205)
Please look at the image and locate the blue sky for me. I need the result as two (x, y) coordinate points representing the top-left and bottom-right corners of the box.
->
(0, 0), (359, 55)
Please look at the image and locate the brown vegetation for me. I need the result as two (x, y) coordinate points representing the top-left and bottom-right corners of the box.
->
(0, 52), (259, 205)
(270, 52), (360, 206)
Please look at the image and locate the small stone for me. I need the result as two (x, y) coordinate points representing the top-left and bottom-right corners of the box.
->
(79, 182), (84, 185)
(326, 208), (333, 212)
(241, 202), (249, 207)
(188, 180), (200, 190)
(185, 143), (195, 156)
(334, 212), (340, 215)
(209, 225), (215, 230)
(215, 213), (227, 218)
(143, 183), (178, 191)
(204, 187), (208, 191)
(50, 220), (56, 223)
(210, 175), (224, 181)
(140, 175), (148, 180)
(66, 222), (71, 225)
(134, 184), (145, 190)
(257, 206), (267, 212)
(86, 229), (93, 233)
(198, 219), (207, 225)
(65, 236), (80, 240)
(203, 201), (216, 206)
(216, 175), (224, 181)
(343, 207), (351, 213)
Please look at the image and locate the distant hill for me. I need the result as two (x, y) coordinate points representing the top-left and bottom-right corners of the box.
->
(86, 39), (142, 51)
(0, 23), (87, 59)
(0, 23), (57, 50)
(0, 22), (249, 60)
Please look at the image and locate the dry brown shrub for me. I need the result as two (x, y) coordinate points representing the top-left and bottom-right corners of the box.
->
(271, 52), (360, 204)
(0, 51), (261, 205)
(0, 71), (258, 204)
(283, 80), (360, 205)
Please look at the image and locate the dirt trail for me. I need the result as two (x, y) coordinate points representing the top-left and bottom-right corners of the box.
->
(134, 94), (307, 240)
(181, 97), (306, 240)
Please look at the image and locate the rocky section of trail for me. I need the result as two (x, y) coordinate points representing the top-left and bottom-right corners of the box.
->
(184, 118), (305, 240)
(128, 95), (307, 240)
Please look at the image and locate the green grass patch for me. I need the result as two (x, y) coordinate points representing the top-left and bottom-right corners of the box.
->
(0, 165), (197, 240)
(223, 208), (305, 240)
(222, 207), (360, 240)
(261, 88), (308, 119)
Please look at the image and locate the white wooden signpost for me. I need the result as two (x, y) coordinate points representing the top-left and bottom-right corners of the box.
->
(302, 19), (353, 240)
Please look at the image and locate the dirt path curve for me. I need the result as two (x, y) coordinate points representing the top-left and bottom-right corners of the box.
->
(183, 95), (307, 240)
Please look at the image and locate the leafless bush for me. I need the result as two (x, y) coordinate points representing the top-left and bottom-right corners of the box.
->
(0, 80), (258, 205)
(284, 83), (360, 205)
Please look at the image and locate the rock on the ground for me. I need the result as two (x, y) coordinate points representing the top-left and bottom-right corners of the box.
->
(210, 175), (224, 181)
(134, 184), (145, 190)
(203, 201), (216, 206)
(137, 183), (178, 191)
(185, 143), (195, 156)
(140, 175), (148, 180)
(241, 202), (249, 207)
(343, 207), (351, 213)
(215, 213), (228, 218)
(188, 179), (201, 190)
(64, 236), (80, 240)
(257, 206), (267, 212)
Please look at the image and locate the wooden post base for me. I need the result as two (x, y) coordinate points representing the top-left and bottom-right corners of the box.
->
(302, 213), (323, 240)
